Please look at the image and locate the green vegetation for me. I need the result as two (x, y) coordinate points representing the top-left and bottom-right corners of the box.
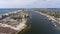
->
(38, 10), (60, 18)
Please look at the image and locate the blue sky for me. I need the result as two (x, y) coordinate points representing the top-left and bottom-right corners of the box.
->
(0, 0), (60, 8)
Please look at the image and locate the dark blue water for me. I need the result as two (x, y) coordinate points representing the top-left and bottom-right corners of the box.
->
(24, 11), (60, 34)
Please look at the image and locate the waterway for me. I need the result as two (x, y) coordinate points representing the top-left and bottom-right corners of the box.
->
(24, 11), (60, 34)
(0, 9), (60, 34)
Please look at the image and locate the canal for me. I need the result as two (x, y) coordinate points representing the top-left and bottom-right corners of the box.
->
(24, 11), (60, 34)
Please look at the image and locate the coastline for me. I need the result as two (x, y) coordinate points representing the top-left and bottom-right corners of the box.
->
(18, 24), (31, 34)
(0, 10), (26, 30)
(34, 11), (60, 29)
(0, 10), (30, 34)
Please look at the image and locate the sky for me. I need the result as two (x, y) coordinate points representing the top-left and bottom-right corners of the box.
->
(0, 0), (60, 8)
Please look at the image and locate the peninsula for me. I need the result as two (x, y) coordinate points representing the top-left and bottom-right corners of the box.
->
(0, 10), (30, 34)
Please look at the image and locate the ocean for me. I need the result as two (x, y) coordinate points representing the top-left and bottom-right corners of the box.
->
(0, 8), (22, 15)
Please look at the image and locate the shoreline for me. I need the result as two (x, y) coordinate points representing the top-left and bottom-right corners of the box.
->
(0, 10), (30, 34)
(18, 24), (31, 34)
(0, 10), (27, 30)
(34, 11), (60, 29)
(0, 10), (22, 17)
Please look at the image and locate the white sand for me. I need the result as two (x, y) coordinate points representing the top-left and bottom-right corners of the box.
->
(0, 18), (27, 30)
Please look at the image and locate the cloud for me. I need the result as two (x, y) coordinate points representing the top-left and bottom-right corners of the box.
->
(0, 0), (60, 8)
(29, 0), (60, 8)
(39, 0), (60, 8)
(0, 0), (37, 8)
